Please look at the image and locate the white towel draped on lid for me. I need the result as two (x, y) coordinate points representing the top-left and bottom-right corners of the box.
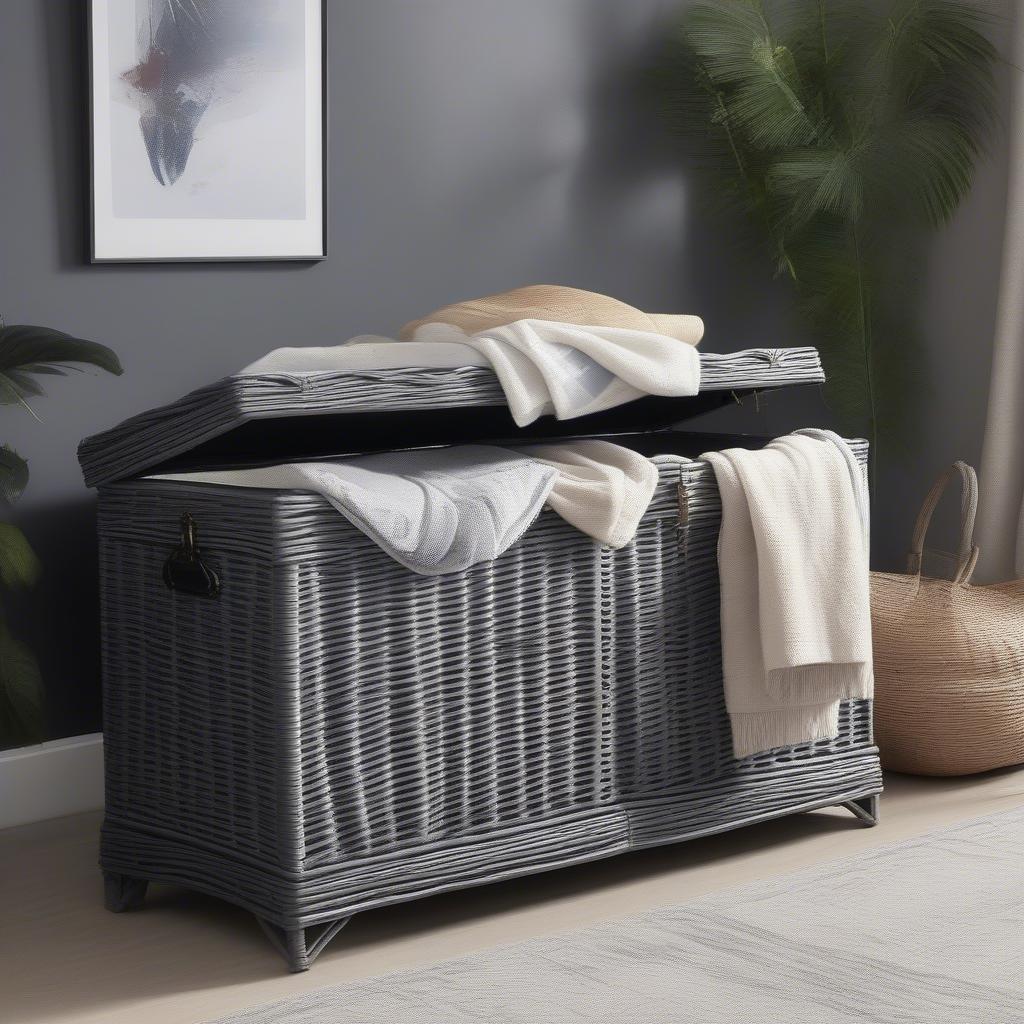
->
(409, 319), (702, 426)
(241, 317), (701, 428)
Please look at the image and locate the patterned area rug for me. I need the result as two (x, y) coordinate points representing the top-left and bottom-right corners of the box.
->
(214, 807), (1024, 1023)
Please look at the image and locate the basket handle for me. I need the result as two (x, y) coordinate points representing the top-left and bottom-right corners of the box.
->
(906, 461), (980, 584)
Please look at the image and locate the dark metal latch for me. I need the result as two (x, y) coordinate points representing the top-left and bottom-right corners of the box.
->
(163, 512), (220, 598)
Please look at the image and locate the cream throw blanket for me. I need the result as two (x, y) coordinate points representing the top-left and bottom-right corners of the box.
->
(399, 283), (705, 344)
(512, 440), (659, 549)
(702, 430), (873, 758)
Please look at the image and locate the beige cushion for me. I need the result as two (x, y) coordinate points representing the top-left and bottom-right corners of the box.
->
(399, 284), (703, 346)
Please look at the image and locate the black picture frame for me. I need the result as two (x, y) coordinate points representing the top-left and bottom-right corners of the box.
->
(87, 0), (328, 263)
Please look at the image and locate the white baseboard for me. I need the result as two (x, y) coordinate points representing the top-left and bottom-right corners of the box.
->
(0, 733), (104, 830)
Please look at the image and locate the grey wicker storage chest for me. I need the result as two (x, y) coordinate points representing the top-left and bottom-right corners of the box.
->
(79, 348), (882, 972)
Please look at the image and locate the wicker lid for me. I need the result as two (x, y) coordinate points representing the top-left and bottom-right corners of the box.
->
(77, 348), (824, 488)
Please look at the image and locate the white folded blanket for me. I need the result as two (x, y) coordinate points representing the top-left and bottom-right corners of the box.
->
(702, 430), (873, 758)
(153, 442), (657, 573)
(241, 317), (702, 427)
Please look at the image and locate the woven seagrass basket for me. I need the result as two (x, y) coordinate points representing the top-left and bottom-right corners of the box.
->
(871, 462), (1024, 776)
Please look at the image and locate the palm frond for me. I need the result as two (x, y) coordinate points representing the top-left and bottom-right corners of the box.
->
(0, 325), (123, 410)
(0, 523), (41, 590)
(888, 0), (996, 105)
(654, 0), (996, 460)
(0, 447), (29, 507)
(0, 623), (45, 746)
(852, 0), (995, 139)
(864, 117), (978, 226)
(687, 3), (824, 148)
(766, 147), (863, 227)
(0, 324), (120, 747)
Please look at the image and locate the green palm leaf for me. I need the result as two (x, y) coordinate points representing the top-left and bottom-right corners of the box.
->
(655, 0), (996, 462)
(0, 325), (120, 747)
(766, 147), (863, 226)
(0, 325), (123, 412)
(0, 622), (45, 746)
(687, 3), (823, 148)
(0, 523), (41, 590)
(0, 446), (29, 507)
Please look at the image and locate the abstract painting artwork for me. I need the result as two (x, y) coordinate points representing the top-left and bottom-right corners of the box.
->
(89, 0), (325, 261)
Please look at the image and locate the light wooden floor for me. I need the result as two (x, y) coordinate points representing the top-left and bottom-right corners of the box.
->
(3, 767), (1022, 1024)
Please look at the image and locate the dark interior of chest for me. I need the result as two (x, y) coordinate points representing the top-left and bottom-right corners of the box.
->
(143, 385), (798, 476)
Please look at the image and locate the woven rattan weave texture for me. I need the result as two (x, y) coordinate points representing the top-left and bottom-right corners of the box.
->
(78, 348), (824, 487)
(871, 462), (1024, 775)
(96, 439), (881, 972)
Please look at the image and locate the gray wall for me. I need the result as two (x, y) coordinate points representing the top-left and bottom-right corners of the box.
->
(0, 0), (1010, 742)
(879, 82), (1011, 569)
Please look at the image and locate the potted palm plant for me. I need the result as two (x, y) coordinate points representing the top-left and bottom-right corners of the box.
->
(655, 0), (997, 474)
(0, 324), (122, 748)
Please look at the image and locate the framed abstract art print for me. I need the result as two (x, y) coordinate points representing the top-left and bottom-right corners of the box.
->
(88, 0), (326, 262)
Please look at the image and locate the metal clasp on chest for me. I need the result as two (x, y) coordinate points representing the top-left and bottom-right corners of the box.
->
(163, 512), (220, 599)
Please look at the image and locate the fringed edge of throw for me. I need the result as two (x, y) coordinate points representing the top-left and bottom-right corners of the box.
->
(765, 663), (873, 705)
(730, 703), (840, 759)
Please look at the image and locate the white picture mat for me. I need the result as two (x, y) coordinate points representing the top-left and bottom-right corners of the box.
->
(90, 0), (324, 261)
